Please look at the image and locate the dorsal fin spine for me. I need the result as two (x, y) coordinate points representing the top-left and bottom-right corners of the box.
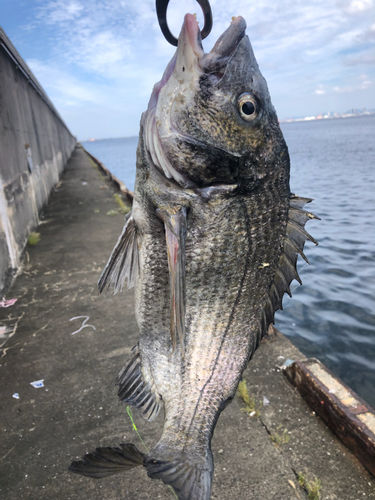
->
(287, 219), (318, 246)
(257, 196), (318, 343)
(284, 234), (310, 264)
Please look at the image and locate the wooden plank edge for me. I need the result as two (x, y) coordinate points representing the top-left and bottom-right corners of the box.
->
(283, 357), (375, 477)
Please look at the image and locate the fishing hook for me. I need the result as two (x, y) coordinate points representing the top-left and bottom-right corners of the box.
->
(156, 0), (213, 47)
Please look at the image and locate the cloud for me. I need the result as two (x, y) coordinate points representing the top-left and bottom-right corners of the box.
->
(13, 0), (375, 138)
(333, 73), (373, 92)
(26, 59), (102, 104)
(344, 47), (375, 65)
(44, 0), (84, 22)
(333, 85), (351, 92)
(314, 85), (326, 95)
(337, 0), (374, 14)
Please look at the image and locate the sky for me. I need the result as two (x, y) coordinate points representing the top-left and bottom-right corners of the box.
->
(1, 0), (375, 140)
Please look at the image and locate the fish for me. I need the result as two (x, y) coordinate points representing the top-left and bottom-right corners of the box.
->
(69, 13), (318, 500)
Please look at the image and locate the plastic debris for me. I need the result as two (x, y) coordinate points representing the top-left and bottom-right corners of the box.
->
(0, 297), (18, 308)
(82, 181), (88, 185)
(263, 396), (270, 406)
(30, 379), (44, 388)
(282, 359), (294, 369)
(12, 393), (19, 399)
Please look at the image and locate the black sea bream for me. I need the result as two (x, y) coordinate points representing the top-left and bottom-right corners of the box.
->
(70, 14), (317, 500)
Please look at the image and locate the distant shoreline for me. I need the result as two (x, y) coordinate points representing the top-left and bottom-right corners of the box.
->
(280, 111), (374, 124)
(81, 112), (375, 142)
(81, 135), (138, 143)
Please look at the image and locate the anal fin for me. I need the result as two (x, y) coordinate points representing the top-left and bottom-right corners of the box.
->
(116, 345), (161, 422)
(98, 212), (139, 295)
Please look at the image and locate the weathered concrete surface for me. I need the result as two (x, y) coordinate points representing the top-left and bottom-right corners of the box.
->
(0, 28), (76, 293)
(0, 146), (374, 500)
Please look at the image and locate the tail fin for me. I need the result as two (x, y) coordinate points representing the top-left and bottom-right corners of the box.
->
(144, 449), (212, 500)
(69, 443), (144, 479)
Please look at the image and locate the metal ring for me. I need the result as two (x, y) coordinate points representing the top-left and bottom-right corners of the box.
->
(156, 0), (213, 47)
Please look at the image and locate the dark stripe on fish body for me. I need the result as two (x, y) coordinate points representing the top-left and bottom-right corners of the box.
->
(184, 196), (253, 440)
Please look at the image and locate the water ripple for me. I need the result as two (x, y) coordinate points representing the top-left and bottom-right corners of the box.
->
(277, 115), (375, 407)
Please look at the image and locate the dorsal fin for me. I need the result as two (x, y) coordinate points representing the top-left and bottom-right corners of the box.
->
(156, 207), (187, 353)
(257, 195), (319, 346)
(98, 213), (139, 295)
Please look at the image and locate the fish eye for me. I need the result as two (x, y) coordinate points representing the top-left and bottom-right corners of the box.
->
(237, 93), (259, 122)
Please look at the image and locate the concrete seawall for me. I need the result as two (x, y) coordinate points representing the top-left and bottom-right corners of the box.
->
(0, 28), (76, 293)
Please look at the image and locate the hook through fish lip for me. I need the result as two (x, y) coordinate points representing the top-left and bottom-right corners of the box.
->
(156, 0), (213, 47)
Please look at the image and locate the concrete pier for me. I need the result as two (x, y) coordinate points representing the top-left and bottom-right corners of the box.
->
(0, 146), (374, 499)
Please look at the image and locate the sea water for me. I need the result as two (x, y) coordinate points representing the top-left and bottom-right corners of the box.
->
(82, 114), (375, 407)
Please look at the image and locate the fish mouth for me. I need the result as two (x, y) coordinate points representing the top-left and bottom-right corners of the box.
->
(148, 14), (246, 108)
(174, 13), (247, 80)
(200, 15), (247, 78)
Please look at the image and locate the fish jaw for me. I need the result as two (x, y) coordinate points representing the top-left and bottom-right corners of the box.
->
(174, 13), (205, 80)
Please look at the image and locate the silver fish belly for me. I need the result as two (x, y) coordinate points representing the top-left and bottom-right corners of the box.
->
(72, 13), (318, 500)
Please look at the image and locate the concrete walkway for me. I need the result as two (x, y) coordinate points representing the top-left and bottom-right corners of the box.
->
(0, 146), (373, 500)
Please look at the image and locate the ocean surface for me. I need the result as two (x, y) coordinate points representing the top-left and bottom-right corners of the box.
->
(82, 114), (375, 407)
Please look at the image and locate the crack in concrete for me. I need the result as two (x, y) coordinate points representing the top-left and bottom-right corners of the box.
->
(0, 444), (16, 463)
(258, 413), (307, 499)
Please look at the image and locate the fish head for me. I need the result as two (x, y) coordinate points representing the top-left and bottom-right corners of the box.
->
(145, 14), (289, 190)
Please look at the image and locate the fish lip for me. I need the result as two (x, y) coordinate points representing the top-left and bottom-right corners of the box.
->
(182, 13), (205, 57)
(200, 16), (247, 76)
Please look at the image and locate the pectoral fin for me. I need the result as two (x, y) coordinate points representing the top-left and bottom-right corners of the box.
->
(156, 207), (187, 353)
(98, 213), (139, 294)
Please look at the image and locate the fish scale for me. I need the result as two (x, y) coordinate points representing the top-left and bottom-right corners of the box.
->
(70, 13), (317, 500)
(139, 190), (284, 451)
